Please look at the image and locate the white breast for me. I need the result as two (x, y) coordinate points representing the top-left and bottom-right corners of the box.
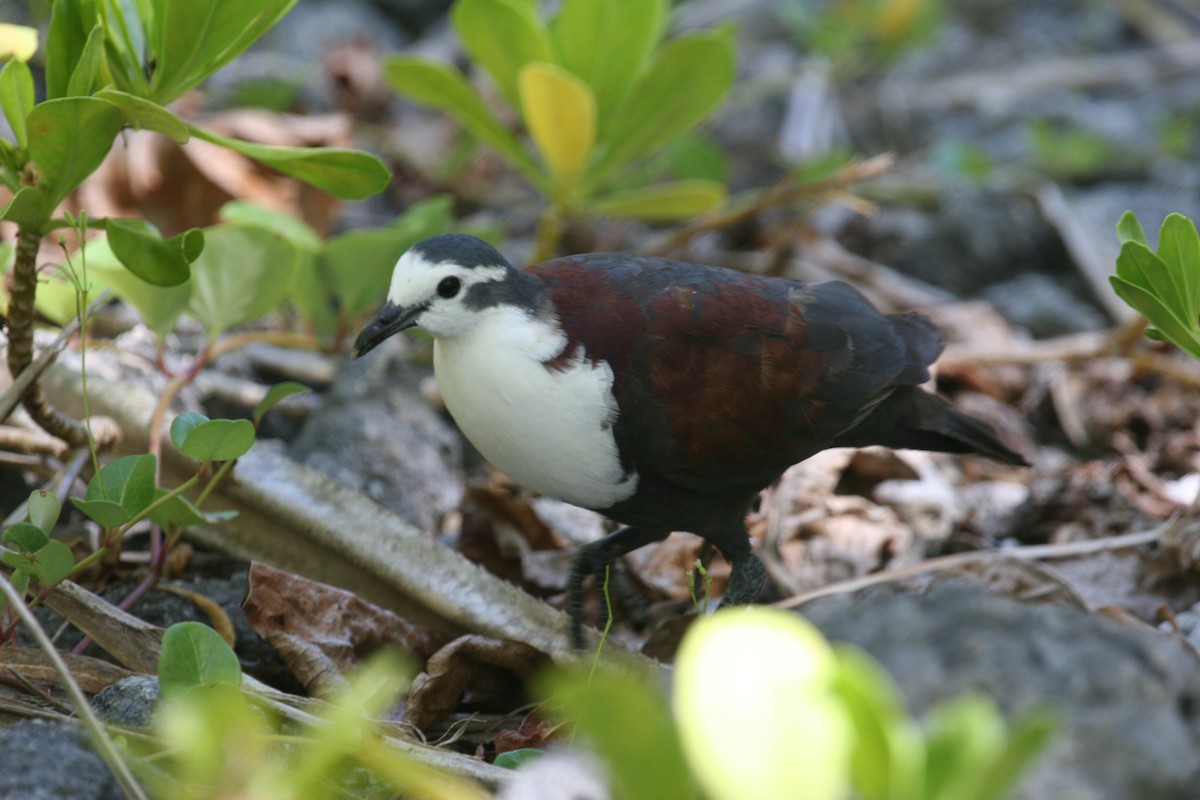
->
(433, 306), (639, 509)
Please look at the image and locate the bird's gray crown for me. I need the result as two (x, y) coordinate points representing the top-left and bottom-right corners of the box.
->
(411, 233), (510, 270)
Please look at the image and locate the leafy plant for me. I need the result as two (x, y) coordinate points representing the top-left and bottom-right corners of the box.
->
(149, 628), (488, 799)
(385, 0), (735, 259)
(539, 608), (1054, 800)
(0, 386), (299, 623)
(0, 1), (390, 445)
(0, 491), (74, 610)
(1111, 211), (1200, 360)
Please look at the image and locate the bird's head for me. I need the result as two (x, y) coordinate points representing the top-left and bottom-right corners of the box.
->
(353, 234), (529, 357)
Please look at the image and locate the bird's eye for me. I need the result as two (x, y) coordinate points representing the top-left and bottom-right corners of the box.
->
(437, 276), (461, 299)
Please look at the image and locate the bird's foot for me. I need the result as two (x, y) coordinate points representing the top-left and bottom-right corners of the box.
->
(718, 555), (769, 608)
(567, 526), (667, 650)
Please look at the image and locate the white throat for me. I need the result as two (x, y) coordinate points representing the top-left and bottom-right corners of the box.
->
(432, 305), (639, 510)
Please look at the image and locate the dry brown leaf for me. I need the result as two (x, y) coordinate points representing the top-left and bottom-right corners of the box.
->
(244, 561), (445, 697)
(459, 483), (567, 589)
(493, 710), (559, 756)
(405, 635), (549, 731)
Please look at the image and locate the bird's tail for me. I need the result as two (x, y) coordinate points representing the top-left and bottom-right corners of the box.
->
(833, 386), (1028, 466)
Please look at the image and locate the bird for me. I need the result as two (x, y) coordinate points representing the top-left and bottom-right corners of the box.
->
(353, 234), (1027, 646)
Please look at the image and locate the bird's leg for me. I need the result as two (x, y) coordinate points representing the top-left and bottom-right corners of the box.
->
(568, 526), (668, 649)
(719, 554), (769, 607)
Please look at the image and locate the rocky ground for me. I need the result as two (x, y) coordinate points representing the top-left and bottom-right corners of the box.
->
(2, 0), (1200, 797)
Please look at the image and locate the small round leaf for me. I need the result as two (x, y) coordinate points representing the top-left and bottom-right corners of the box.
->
(3, 521), (49, 552)
(158, 621), (242, 701)
(176, 418), (256, 462)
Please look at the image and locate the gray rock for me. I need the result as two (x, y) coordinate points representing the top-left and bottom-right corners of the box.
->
(92, 676), (161, 729)
(290, 339), (463, 532)
(0, 720), (122, 800)
(802, 582), (1200, 800)
(839, 188), (1071, 298)
(982, 272), (1109, 337)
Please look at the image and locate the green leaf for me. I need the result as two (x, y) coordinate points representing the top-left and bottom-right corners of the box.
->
(833, 646), (924, 800)
(494, 749), (545, 770)
(519, 62), (596, 187)
(175, 418), (256, 462)
(1115, 210), (1148, 248)
(97, 0), (151, 97)
(170, 412), (210, 451)
(665, 134), (727, 183)
(540, 666), (696, 800)
(0, 58), (35, 147)
(89, 452), (159, 509)
(551, 0), (668, 118)
(187, 124), (390, 201)
(28, 490), (62, 533)
(673, 609), (853, 800)
(86, 235), (191, 339)
(1115, 240), (1191, 326)
(925, 696), (1006, 800)
(293, 195), (452, 338)
(1110, 276), (1200, 360)
(95, 88), (190, 143)
(592, 28), (735, 182)
(384, 56), (542, 184)
(586, 180), (726, 221)
(66, 23), (106, 97)
(319, 224), (444, 325)
(8, 568), (30, 599)
(218, 201), (322, 251)
(0, 187), (47, 226)
(186, 223), (301, 338)
(1157, 213), (1200, 318)
(70, 498), (131, 529)
(452, 0), (553, 108)
(158, 621), (242, 700)
(71, 453), (158, 528)
(27, 96), (125, 215)
(29, 540), (75, 585)
(107, 218), (203, 286)
(147, 0), (298, 105)
(974, 711), (1057, 800)
(253, 381), (309, 424)
(2, 550), (36, 572)
(147, 488), (236, 529)
(3, 522), (50, 553)
(45, 0), (98, 100)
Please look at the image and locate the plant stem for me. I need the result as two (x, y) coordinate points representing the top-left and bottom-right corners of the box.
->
(530, 206), (564, 264)
(4, 225), (92, 446)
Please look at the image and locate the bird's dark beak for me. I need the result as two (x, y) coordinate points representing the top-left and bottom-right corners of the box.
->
(352, 301), (426, 358)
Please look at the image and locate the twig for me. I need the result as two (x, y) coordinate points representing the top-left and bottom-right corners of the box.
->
(0, 573), (149, 800)
(774, 527), (1163, 609)
(649, 154), (896, 257)
(4, 664), (76, 714)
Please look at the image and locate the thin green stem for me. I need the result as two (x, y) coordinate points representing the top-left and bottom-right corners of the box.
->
(586, 566), (613, 684)
(193, 458), (236, 510)
(114, 474), (202, 539)
(0, 573), (149, 800)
